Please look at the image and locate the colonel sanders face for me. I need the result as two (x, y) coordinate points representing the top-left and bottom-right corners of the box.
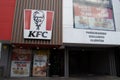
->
(33, 10), (45, 30)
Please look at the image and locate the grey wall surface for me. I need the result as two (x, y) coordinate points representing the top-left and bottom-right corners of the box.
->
(0, 44), (11, 77)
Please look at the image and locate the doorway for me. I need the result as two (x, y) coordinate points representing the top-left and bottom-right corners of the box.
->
(115, 48), (120, 77)
(69, 48), (110, 77)
(49, 49), (64, 77)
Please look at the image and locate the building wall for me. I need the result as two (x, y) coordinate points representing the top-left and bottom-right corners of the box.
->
(0, 44), (11, 77)
(0, 0), (16, 41)
(11, 0), (62, 47)
(63, 0), (120, 45)
(112, 0), (120, 31)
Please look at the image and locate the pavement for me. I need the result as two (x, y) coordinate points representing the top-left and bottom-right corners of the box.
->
(1, 76), (120, 80)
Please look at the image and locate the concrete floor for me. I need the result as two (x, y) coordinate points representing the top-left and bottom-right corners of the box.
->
(2, 76), (120, 80)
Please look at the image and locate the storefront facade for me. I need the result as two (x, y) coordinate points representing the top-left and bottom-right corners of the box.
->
(10, 0), (63, 78)
(0, 0), (120, 79)
(63, 0), (120, 78)
(0, 0), (63, 78)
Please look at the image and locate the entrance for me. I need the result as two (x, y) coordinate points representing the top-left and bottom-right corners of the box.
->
(115, 48), (120, 77)
(69, 48), (111, 77)
(49, 49), (64, 77)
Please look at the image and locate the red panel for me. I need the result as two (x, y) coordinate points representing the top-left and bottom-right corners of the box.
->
(46, 11), (54, 30)
(25, 10), (31, 29)
(0, 0), (16, 41)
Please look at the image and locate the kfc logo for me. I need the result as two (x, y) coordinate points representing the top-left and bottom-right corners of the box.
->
(24, 9), (54, 40)
(33, 11), (45, 30)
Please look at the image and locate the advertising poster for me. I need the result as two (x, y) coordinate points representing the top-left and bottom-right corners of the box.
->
(73, 1), (115, 31)
(32, 50), (48, 77)
(11, 61), (30, 77)
(11, 49), (31, 77)
(24, 9), (54, 40)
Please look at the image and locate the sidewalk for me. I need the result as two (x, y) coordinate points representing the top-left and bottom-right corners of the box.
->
(2, 76), (120, 80)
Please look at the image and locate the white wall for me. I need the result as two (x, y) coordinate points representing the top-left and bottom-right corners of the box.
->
(112, 0), (120, 31)
(63, 0), (120, 45)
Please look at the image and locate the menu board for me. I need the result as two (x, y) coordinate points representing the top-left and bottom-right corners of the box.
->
(73, 2), (115, 31)
(11, 49), (31, 77)
(32, 50), (48, 77)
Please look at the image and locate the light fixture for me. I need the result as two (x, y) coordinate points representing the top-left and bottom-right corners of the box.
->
(53, 48), (56, 50)
(20, 46), (23, 49)
(37, 47), (39, 49)
(12, 45), (15, 47)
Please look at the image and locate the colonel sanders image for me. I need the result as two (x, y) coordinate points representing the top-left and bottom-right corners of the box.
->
(33, 10), (45, 30)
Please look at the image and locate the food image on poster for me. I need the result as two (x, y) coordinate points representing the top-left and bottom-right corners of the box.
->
(32, 50), (48, 77)
(11, 61), (30, 77)
(11, 49), (31, 77)
(73, 1), (115, 31)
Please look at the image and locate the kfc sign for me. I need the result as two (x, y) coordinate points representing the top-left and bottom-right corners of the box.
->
(24, 9), (54, 40)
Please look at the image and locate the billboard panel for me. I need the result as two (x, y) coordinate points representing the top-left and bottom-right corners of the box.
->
(73, 1), (115, 31)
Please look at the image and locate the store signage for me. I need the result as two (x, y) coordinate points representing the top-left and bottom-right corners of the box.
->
(86, 31), (106, 43)
(24, 9), (54, 40)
